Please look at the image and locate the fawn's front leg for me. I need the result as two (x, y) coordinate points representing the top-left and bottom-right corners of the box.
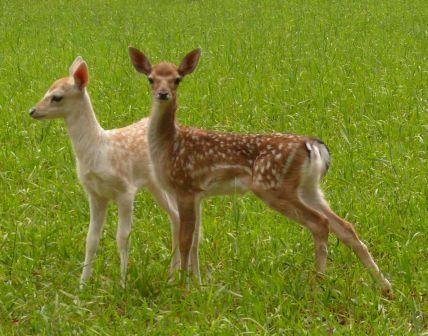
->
(177, 195), (197, 286)
(190, 199), (202, 284)
(116, 192), (135, 288)
(80, 194), (108, 287)
(145, 183), (181, 281)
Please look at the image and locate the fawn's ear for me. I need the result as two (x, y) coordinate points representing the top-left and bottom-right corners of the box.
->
(69, 56), (83, 76)
(128, 47), (152, 75)
(72, 60), (89, 90)
(178, 48), (201, 76)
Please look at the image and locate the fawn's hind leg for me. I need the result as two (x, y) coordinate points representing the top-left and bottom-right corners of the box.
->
(253, 187), (329, 274)
(298, 183), (393, 297)
(323, 207), (392, 297)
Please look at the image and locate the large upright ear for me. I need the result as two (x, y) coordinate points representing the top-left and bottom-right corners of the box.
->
(128, 47), (152, 75)
(72, 60), (89, 90)
(69, 56), (83, 76)
(178, 48), (201, 77)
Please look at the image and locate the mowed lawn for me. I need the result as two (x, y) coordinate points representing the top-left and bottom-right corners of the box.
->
(0, 0), (426, 334)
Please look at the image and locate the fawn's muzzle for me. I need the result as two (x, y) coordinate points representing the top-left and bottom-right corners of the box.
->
(29, 108), (36, 116)
(157, 91), (170, 101)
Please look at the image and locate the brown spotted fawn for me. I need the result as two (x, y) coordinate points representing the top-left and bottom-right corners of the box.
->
(30, 57), (180, 287)
(128, 47), (393, 298)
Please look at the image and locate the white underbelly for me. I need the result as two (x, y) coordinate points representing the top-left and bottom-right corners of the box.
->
(203, 177), (250, 196)
(80, 171), (128, 198)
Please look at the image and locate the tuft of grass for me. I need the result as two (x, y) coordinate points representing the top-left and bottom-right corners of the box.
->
(0, 0), (426, 334)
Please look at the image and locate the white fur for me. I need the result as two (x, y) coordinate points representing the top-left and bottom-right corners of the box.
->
(31, 60), (179, 287)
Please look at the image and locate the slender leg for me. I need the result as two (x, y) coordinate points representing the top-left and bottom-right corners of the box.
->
(321, 206), (393, 297)
(253, 188), (329, 274)
(284, 197), (330, 274)
(169, 216), (181, 280)
(299, 182), (392, 297)
(190, 198), (202, 284)
(145, 183), (181, 281)
(116, 192), (135, 288)
(80, 194), (109, 287)
(177, 195), (197, 286)
(281, 200), (329, 273)
(297, 187), (331, 273)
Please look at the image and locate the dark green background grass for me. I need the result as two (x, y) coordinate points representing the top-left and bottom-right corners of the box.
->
(0, 0), (426, 334)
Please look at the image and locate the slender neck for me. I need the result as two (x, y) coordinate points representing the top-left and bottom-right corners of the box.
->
(148, 98), (177, 154)
(64, 92), (106, 165)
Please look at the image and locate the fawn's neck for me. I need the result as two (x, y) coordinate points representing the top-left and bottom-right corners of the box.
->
(64, 92), (106, 167)
(148, 99), (177, 160)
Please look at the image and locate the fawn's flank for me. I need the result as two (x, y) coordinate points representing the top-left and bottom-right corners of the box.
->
(30, 57), (180, 287)
(128, 47), (393, 297)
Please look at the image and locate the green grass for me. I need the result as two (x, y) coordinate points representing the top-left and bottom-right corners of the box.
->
(0, 0), (427, 334)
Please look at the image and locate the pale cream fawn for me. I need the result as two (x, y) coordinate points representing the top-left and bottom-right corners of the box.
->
(30, 57), (180, 287)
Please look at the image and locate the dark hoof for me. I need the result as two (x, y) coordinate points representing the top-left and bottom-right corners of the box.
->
(382, 287), (394, 300)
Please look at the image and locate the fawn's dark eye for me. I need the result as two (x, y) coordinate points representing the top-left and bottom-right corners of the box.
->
(51, 95), (63, 102)
(175, 77), (181, 85)
(148, 77), (154, 84)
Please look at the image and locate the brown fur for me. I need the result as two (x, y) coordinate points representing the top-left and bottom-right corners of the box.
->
(129, 47), (393, 297)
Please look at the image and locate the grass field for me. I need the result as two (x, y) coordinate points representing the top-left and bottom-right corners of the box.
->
(0, 0), (427, 334)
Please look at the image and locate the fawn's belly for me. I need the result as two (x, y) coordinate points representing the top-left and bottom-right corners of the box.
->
(80, 171), (129, 198)
(201, 176), (251, 196)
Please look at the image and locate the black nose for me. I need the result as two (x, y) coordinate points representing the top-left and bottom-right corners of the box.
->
(157, 91), (170, 100)
(29, 108), (36, 116)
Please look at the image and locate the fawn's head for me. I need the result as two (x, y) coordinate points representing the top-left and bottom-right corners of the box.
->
(128, 47), (201, 104)
(30, 57), (90, 120)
